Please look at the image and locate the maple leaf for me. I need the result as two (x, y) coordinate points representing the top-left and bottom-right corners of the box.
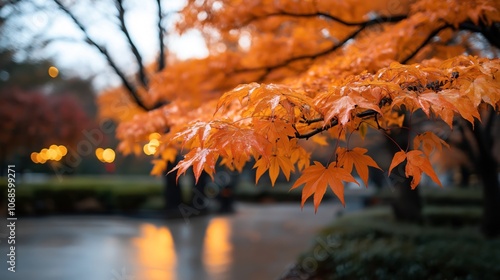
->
(253, 153), (295, 186)
(317, 93), (380, 126)
(413, 131), (450, 156)
(388, 150), (441, 189)
(253, 118), (296, 143)
(169, 147), (218, 183)
(173, 121), (215, 148)
(464, 76), (500, 107)
(337, 147), (381, 187)
(291, 161), (358, 211)
(415, 92), (457, 127)
(208, 126), (269, 166)
(439, 89), (481, 125)
(216, 83), (260, 112)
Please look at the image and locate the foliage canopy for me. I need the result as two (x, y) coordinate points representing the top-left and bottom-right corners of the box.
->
(100, 0), (500, 211)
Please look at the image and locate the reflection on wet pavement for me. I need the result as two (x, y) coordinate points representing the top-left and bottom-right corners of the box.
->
(0, 202), (340, 280)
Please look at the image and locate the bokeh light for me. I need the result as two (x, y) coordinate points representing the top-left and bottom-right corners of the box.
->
(143, 138), (160, 156)
(31, 152), (39, 163)
(149, 132), (161, 140)
(102, 148), (116, 163)
(48, 66), (59, 78)
(95, 148), (104, 161)
(143, 143), (157, 155)
(58, 145), (68, 156)
(31, 144), (68, 164)
(40, 148), (49, 160)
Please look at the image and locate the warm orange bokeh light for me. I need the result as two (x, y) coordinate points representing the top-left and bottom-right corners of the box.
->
(31, 152), (39, 163)
(102, 148), (115, 163)
(95, 148), (104, 161)
(133, 224), (177, 280)
(48, 66), (59, 78)
(58, 145), (68, 156)
(40, 148), (49, 160)
(32, 145), (67, 164)
(143, 143), (157, 156)
(203, 218), (233, 277)
(143, 138), (160, 156)
(149, 132), (161, 141)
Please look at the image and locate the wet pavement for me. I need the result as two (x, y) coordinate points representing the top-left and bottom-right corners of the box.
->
(0, 202), (341, 280)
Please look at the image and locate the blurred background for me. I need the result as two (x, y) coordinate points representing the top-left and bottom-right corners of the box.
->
(0, 1), (340, 279)
(0, 0), (499, 279)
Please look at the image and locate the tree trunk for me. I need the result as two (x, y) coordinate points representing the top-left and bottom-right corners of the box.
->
(164, 167), (184, 218)
(387, 115), (422, 222)
(390, 174), (423, 223)
(479, 155), (500, 237)
(471, 111), (500, 237)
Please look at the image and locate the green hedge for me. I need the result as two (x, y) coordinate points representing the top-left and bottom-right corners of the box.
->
(290, 207), (500, 280)
(0, 177), (163, 215)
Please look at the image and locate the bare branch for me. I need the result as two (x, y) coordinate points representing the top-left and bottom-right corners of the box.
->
(241, 10), (407, 27)
(458, 21), (500, 50)
(401, 21), (500, 64)
(52, 0), (148, 111)
(115, 0), (148, 88)
(156, 0), (166, 71)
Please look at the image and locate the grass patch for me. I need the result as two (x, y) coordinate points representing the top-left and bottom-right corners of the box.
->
(292, 207), (500, 280)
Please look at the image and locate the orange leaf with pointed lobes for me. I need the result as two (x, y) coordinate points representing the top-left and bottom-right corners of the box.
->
(170, 147), (218, 183)
(413, 132), (450, 157)
(291, 161), (358, 212)
(406, 150), (442, 189)
(337, 147), (381, 187)
(388, 150), (442, 189)
(253, 153), (295, 186)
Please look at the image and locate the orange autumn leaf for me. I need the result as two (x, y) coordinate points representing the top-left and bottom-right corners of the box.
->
(413, 131), (450, 156)
(291, 161), (358, 211)
(388, 150), (442, 189)
(388, 150), (408, 176)
(253, 153), (295, 186)
(169, 147), (218, 183)
(337, 147), (381, 187)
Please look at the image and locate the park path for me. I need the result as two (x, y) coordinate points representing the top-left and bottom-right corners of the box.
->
(0, 202), (341, 280)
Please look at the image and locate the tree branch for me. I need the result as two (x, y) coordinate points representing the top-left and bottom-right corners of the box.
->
(233, 24), (368, 80)
(156, 0), (166, 71)
(458, 21), (500, 50)
(295, 110), (378, 139)
(115, 0), (148, 88)
(401, 21), (500, 64)
(232, 13), (407, 81)
(52, 0), (148, 111)
(242, 10), (406, 27)
(401, 24), (452, 64)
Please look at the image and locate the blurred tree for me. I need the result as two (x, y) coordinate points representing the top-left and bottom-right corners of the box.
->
(0, 87), (91, 172)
